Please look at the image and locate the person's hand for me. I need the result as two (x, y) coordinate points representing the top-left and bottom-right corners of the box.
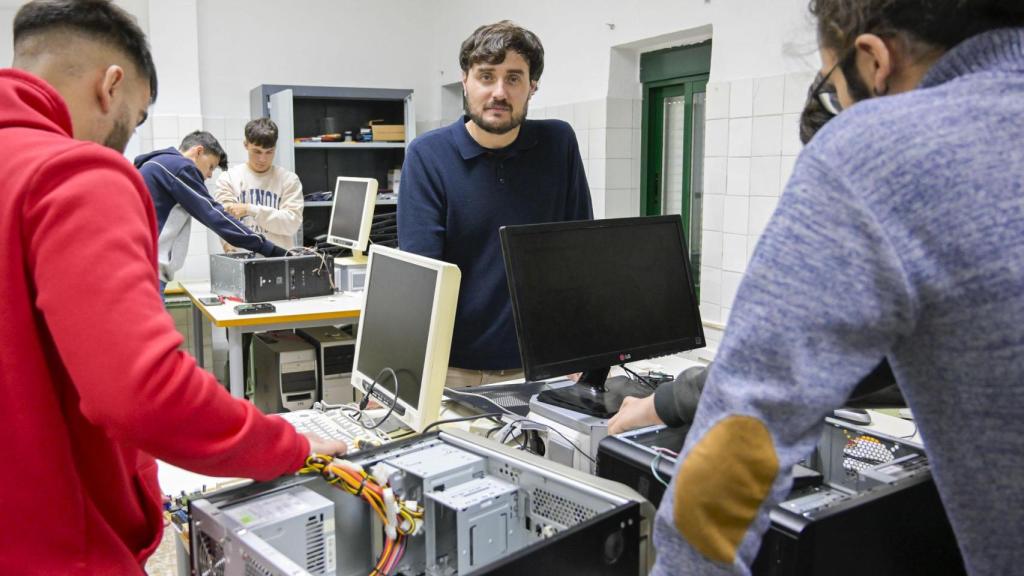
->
(220, 240), (238, 253)
(608, 395), (663, 435)
(567, 372), (583, 382)
(303, 433), (348, 457)
(224, 203), (248, 219)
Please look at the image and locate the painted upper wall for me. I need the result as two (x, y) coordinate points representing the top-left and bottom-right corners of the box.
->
(195, 0), (434, 119)
(421, 0), (819, 119)
(191, 0), (817, 123)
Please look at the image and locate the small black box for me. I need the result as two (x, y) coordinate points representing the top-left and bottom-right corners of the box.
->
(210, 253), (334, 302)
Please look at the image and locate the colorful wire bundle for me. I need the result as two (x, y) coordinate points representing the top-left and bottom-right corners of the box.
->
(300, 454), (423, 576)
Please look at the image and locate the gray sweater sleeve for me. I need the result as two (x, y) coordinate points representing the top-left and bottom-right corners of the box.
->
(653, 365), (710, 427)
(652, 150), (912, 575)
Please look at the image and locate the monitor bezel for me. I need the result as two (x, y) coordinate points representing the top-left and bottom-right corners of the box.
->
(500, 215), (705, 382)
(349, 245), (460, 432)
(326, 176), (378, 251)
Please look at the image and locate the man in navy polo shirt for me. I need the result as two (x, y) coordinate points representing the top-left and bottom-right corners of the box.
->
(398, 20), (593, 387)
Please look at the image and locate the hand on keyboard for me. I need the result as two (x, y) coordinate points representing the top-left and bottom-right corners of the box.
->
(303, 433), (349, 457)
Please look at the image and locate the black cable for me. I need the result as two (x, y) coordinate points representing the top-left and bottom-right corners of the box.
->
(485, 424), (505, 438)
(361, 367), (399, 430)
(620, 364), (657, 391)
(421, 412), (504, 435)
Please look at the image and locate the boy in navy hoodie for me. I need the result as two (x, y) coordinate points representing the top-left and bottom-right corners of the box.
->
(135, 130), (286, 289)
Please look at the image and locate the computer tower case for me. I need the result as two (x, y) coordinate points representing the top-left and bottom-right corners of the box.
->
(597, 420), (965, 576)
(191, 430), (656, 576)
(296, 325), (357, 405)
(250, 331), (317, 413)
(210, 252), (334, 302)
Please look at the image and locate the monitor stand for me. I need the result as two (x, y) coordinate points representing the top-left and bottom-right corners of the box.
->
(536, 367), (654, 419)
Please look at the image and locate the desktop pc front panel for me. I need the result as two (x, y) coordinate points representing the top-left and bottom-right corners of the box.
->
(297, 326), (357, 405)
(251, 331), (318, 413)
(190, 430), (654, 576)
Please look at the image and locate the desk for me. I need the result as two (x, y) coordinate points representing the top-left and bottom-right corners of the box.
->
(180, 282), (362, 397)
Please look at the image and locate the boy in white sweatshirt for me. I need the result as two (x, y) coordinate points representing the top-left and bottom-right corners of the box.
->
(215, 118), (303, 250)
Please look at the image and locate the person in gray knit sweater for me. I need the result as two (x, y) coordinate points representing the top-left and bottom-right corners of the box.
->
(644, 1), (1024, 575)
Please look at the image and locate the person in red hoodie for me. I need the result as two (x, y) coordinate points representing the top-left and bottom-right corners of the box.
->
(0, 1), (347, 573)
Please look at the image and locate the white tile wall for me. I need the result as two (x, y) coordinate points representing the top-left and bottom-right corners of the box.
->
(550, 104), (573, 124)
(781, 113), (803, 156)
(706, 82), (731, 120)
(588, 157), (606, 189)
(606, 128), (632, 158)
(605, 188), (634, 218)
(606, 158), (632, 189)
(753, 76), (785, 116)
(590, 187), (606, 219)
(748, 196), (780, 237)
(700, 266), (723, 305)
(703, 194), (725, 232)
(726, 157), (750, 196)
(722, 196), (749, 235)
(589, 129), (607, 159)
(702, 230), (723, 269)
(695, 72), (811, 328)
(729, 79), (753, 118)
(780, 155), (799, 191)
(606, 98), (633, 129)
(203, 116), (227, 144)
(587, 100), (606, 129)
(751, 115), (783, 156)
(728, 118), (752, 157)
(722, 233), (748, 273)
(700, 303), (722, 324)
(721, 271), (744, 308)
(749, 156), (781, 197)
(179, 115), (203, 137)
(705, 157), (728, 197)
(784, 71), (817, 115)
(705, 119), (730, 158)
(153, 115), (178, 140)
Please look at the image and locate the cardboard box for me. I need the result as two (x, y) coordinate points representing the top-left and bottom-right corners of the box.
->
(370, 121), (405, 142)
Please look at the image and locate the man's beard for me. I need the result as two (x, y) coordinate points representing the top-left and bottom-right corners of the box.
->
(466, 99), (529, 135)
(103, 108), (134, 153)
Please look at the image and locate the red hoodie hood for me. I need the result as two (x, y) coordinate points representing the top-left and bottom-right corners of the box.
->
(0, 68), (73, 138)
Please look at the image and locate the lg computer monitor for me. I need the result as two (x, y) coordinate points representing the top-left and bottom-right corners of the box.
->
(350, 245), (461, 432)
(326, 176), (378, 254)
(500, 215), (705, 418)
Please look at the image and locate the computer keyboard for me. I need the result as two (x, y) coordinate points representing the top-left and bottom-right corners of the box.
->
(280, 408), (391, 452)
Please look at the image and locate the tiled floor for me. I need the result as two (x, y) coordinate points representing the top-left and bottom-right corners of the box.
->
(145, 525), (179, 575)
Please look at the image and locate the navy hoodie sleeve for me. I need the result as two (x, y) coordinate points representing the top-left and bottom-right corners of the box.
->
(397, 142), (446, 259)
(148, 160), (285, 256)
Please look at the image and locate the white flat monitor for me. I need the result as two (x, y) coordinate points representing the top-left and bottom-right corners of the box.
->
(327, 176), (378, 254)
(351, 245), (461, 432)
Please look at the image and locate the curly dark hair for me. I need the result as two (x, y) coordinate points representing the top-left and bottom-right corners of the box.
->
(459, 21), (545, 83)
(14, 0), (157, 102)
(809, 0), (1024, 54)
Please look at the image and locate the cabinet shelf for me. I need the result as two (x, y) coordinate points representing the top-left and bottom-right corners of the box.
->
(294, 142), (405, 149)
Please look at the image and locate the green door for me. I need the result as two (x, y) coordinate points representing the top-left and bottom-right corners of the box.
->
(642, 76), (708, 294)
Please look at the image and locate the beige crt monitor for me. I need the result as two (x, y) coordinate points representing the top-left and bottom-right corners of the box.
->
(326, 176), (378, 258)
(351, 246), (461, 432)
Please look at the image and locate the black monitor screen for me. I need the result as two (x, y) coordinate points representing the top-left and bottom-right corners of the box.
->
(501, 215), (704, 381)
(329, 179), (369, 242)
(353, 252), (437, 408)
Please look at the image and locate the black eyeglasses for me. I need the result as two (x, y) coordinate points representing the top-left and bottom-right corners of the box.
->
(811, 62), (843, 116)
